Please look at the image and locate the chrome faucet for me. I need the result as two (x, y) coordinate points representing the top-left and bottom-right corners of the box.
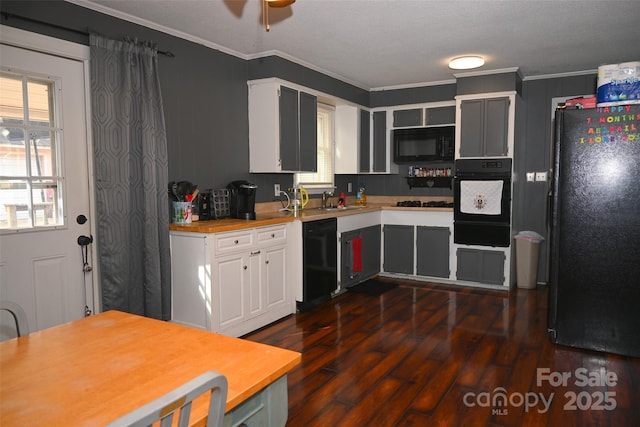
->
(321, 191), (334, 209)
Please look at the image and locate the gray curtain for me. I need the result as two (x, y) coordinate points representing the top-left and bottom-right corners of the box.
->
(89, 33), (171, 320)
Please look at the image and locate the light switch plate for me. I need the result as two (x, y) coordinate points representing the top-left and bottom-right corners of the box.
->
(526, 172), (535, 182)
(536, 172), (548, 182)
(274, 183), (280, 197)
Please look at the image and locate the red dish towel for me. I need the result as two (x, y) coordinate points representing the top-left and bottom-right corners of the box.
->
(352, 237), (362, 272)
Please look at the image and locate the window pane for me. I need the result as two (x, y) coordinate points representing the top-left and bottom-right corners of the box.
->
(0, 73), (24, 123)
(296, 104), (334, 190)
(32, 179), (60, 226)
(27, 79), (53, 126)
(0, 127), (27, 176)
(0, 72), (63, 230)
(0, 179), (29, 228)
(29, 130), (57, 176)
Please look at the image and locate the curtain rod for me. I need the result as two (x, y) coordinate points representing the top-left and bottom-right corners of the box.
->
(1, 12), (176, 58)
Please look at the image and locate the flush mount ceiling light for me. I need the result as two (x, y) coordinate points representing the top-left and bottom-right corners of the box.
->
(263, 0), (295, 32)
(448, 56), (485, 70)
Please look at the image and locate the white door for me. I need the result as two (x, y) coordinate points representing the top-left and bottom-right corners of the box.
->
(0, 32), (95, 339)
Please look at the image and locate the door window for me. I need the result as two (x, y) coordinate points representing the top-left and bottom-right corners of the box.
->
(0, 71), (63, 229)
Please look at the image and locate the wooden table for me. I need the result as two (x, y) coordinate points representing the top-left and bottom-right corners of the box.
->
(0, 310), (301, 426)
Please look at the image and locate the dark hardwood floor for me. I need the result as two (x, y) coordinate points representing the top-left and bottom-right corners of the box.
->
(244, 278), (640, 426)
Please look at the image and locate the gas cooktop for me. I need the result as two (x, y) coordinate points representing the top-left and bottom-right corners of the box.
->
(396, 200), (454, 208)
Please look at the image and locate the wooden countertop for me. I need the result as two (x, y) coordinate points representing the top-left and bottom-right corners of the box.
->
(169, 214), (295, 233)
(170, 200), (453, 234)
(0, 310), (301, 426)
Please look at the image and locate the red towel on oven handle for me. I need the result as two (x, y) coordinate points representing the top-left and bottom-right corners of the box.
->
(352, 237), (362, 272)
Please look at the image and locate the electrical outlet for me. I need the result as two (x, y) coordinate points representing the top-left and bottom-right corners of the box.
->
(526, 172), (535, 182)
(348, 182), (352, 192)
(274, 183), (280, 197)
(536, 172), (548, 182)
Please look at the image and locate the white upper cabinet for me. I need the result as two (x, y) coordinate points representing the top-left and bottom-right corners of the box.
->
(335, 105), (398, 174)
(249, 78), (401, 175)
(334, 104), (360, 174)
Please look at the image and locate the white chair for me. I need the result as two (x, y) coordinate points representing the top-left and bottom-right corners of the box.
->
(0, 301), (30, 338)
(106, 371), (227, 427)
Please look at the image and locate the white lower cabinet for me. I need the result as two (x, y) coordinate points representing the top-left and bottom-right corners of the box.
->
(170, 224), (294, 337)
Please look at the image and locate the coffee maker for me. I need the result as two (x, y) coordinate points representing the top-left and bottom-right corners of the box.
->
(227, 180), (257, 220)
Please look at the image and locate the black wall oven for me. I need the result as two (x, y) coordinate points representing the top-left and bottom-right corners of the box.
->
(454, 158), (512, 247)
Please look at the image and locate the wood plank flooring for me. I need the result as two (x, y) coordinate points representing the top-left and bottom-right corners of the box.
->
(244, 278), (640, 426)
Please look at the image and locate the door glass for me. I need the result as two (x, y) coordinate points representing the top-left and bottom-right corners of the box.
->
(0, 72), (63, 229)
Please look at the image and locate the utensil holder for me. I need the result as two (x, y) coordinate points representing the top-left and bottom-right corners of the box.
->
(172, 201), (192, 224)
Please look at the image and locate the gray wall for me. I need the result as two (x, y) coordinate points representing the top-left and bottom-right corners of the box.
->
(2, 1), (599, 280)
(519, 75), (597, 281)
(1, 0), (254, 193)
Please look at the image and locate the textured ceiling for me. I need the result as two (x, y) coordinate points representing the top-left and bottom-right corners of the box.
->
(71, 0), (640, 90)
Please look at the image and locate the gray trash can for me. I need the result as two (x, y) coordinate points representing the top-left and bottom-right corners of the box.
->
(514, 231), (545, 289)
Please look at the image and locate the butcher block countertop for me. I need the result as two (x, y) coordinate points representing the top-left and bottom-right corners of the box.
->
(169, 196), (453, 234)
(0, 310), (301, 426)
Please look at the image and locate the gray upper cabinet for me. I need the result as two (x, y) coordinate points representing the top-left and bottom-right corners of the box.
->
(298, 91), (318, 171)
(279, 86), (299, 171)
(392, 105), (455, 127)
(393, 108), (422, 127)
(459, 97), (510, 157)
(372, 110), (387, 172)
(280, 86), (317, 172)
(359, 109), (371, 173)
(335, 106), (397, 175)
(248, 79), (317, 173)
(425, 106), (456, 126)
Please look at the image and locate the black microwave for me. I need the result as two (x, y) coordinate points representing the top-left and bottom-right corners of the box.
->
(393, 126), (455, 163)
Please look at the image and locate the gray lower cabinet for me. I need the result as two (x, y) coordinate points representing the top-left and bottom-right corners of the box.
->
(383, 225), (414, 274)
(223, 375), (288, 427)
(416, 226), (450, 278)
(341, 225), (381, 288)
(456, 248), (505, 285)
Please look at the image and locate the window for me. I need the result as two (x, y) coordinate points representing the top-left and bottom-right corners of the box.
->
(0, 71), (63, 229)
(295, 103), (335, 193)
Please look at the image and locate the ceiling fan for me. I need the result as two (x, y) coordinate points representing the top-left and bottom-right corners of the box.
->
(263, 0), (295, 32)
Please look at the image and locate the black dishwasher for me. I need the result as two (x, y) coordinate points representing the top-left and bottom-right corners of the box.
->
(299, 218), (337, 311)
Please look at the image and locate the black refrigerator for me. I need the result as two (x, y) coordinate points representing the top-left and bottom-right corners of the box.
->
(549, 105), (640, 358)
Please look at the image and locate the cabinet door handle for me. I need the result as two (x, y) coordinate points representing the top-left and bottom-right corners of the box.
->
(265, 260), (269, 265)
(243, 265), (248, 270)
(251, 250), (261, 255)
(271, 233), (275, 238)
(234, 239), (239, 244)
